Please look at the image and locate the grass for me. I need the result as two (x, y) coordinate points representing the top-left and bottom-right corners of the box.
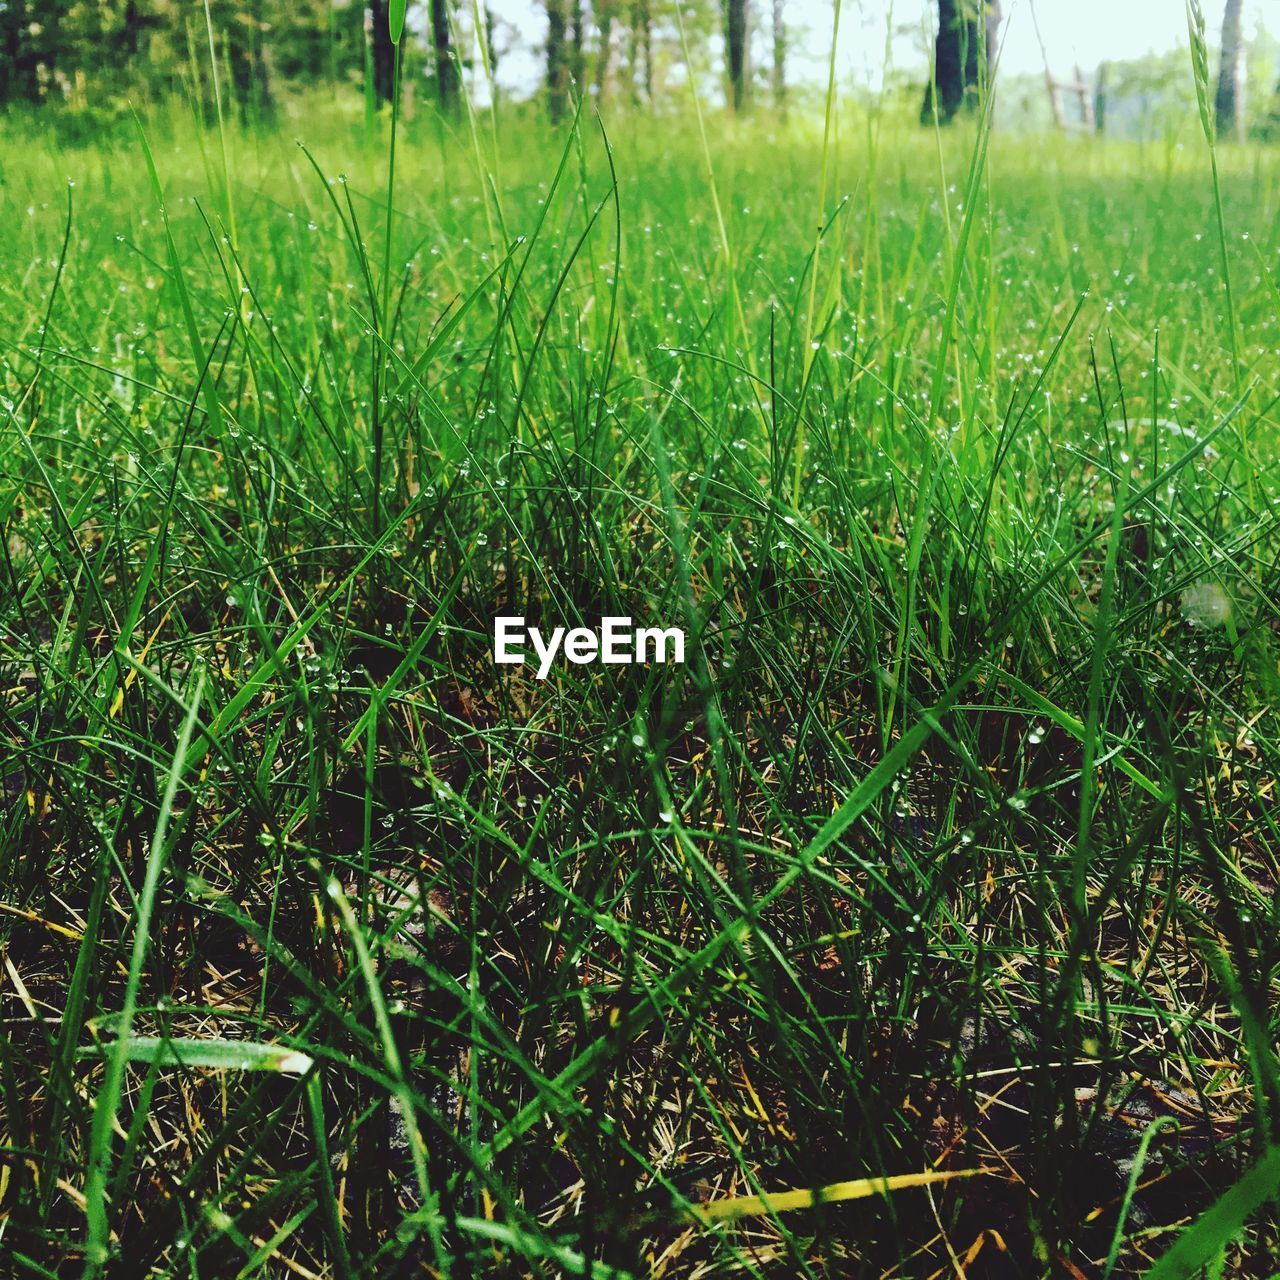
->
(1, 76), (1280, 1277)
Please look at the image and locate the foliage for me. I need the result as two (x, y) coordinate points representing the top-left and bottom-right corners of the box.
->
(0, 0), (367, 114)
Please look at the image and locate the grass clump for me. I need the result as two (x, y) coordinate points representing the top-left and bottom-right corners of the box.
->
(1, 89), (1279, 1277)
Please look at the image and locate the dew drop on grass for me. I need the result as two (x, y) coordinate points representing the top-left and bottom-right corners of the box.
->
(1182, 581), (1231, 628)
(658, 809), (673, 824)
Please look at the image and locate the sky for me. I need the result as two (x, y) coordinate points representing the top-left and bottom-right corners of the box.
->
(469, 0), (1274, 99)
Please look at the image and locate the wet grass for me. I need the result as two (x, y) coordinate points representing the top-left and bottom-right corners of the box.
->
(1, 84), (1280, 1277)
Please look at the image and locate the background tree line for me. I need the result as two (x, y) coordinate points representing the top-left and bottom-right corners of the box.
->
(0, 0), (1272, 138)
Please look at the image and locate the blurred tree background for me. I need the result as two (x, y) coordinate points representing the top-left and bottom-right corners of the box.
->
(0, 0), (1276, 137)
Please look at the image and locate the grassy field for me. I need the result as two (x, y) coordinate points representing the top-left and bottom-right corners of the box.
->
(2, 77), (1280, 1278)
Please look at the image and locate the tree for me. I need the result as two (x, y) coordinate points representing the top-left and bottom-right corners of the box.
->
(545, 0), (569, 120)
(429, 0), (458, 112)
(1214, 0), (1245, 140)
(0, 0), (61, 104)
(0, 0), (366, 111)
(367, 0), (396, 106)
(484, 4), (501, 84)
(594, 0), (617, 101)
(569, 0), (586, 94)
(115, 0), (155, 61)
(725, 0), (748, 111)
(921, 0), (1001, 124)
(771, 0), (785, 111)
(266, 0), (364, 89)
(223, 0), (274, 119)
(628, 0), (653, 104)
(1094, 60), (1110, 133)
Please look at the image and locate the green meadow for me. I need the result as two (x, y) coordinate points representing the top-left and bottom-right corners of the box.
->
(2, 67), (1280, 1279)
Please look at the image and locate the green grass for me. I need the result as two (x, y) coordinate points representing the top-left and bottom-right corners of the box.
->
(1, 83), (1280, 1277)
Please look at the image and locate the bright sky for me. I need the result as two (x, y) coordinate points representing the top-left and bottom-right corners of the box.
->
(474, 0), (1273, 98)
(823, 0), (1273, 86)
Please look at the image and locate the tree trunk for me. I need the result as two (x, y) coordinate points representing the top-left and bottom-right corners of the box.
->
(485, 5), (500, 82)
(921, 0), (999, 124)
(627, 0), (652, 104)
(771, 0), (785, 111)
(118, 0), (148, 57)
(545, 0), (569, 121)
(229, 0), (273, 120)
(1094, 61), (1109, 133)
(595, 0), (616, 101)
(430, 0), (458, 112)
(640, 0), (653, 100)
(570, 0), (586, 94)
(1215, 0), (1245, 141)
(367, 0), (397, 106)
(726, 0), (748, 112)
(0, 17), (30, 104)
